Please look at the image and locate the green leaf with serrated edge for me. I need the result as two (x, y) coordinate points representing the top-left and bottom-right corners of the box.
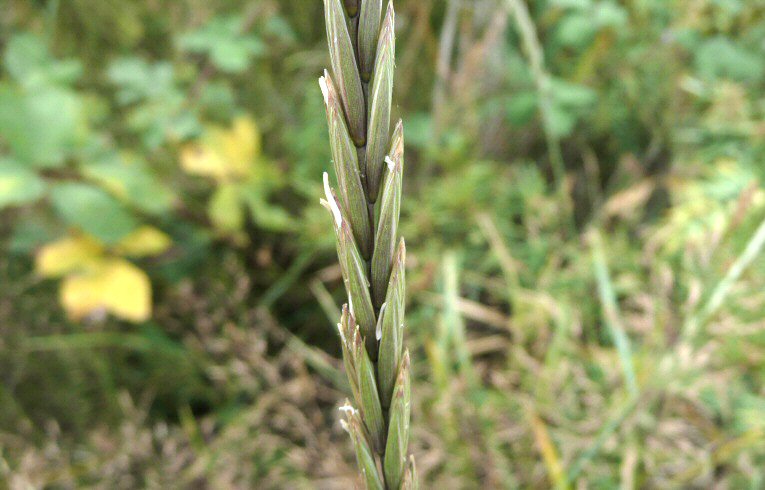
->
(340, 403), (384, 490)
(320, 72), (372, 259)
(358, 0), (382, 82)
(321, 176), (376, 356)
(371, 120), (403, 307)
(354, 328), (385, 453)
(384, 350), (411, 489)
(377, 239), (405, 408)
(323, 0), (366, 146)
(364, 3), (395, 202)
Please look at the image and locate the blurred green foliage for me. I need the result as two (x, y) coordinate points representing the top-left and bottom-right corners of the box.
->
(1, 0), (765, 487)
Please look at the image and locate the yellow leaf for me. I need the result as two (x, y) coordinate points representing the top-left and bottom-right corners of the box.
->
(180, 143), (230, 181)
(60, 259), (151, 322)
(36, 235), (104, 278)
(527, 408), (569, 490)
(179, 115), (260, 182)
(115, 225), (171, 257)
(226, 115), (260, 171)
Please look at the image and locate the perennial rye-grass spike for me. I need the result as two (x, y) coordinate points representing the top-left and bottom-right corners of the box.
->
(319, 0), (415, 488)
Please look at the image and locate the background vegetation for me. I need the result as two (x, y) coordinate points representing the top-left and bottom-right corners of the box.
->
(2, 0), (765, 487)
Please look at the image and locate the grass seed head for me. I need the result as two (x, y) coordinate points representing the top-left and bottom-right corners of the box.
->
(320, 0), (413, 486)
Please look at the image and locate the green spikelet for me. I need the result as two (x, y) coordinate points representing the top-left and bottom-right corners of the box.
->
(320, 1), (414, 488)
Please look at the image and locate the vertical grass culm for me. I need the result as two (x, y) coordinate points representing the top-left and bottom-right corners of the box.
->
(319, 0), (416, 488)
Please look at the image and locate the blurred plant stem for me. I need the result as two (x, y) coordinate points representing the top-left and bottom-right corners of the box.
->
(573, 214), (765, 482)
(590, 229), (639, 397)
(527, 405), (569, 490)
(45, 0), (60, 41)
(441, 252), (479, 385)
(567, 392), (639, 482)
(258, 250), (316, 309)
(432, 0), (460, 140)
(430, 252), (517, 486)
(682, 215), (765, 343)
(506, 0), (575, 235)
(505, 0), (564, 187)
(476, 213), (520, 310)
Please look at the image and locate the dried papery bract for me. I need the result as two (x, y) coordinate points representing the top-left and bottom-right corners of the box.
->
(319, 0), (416, 488)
